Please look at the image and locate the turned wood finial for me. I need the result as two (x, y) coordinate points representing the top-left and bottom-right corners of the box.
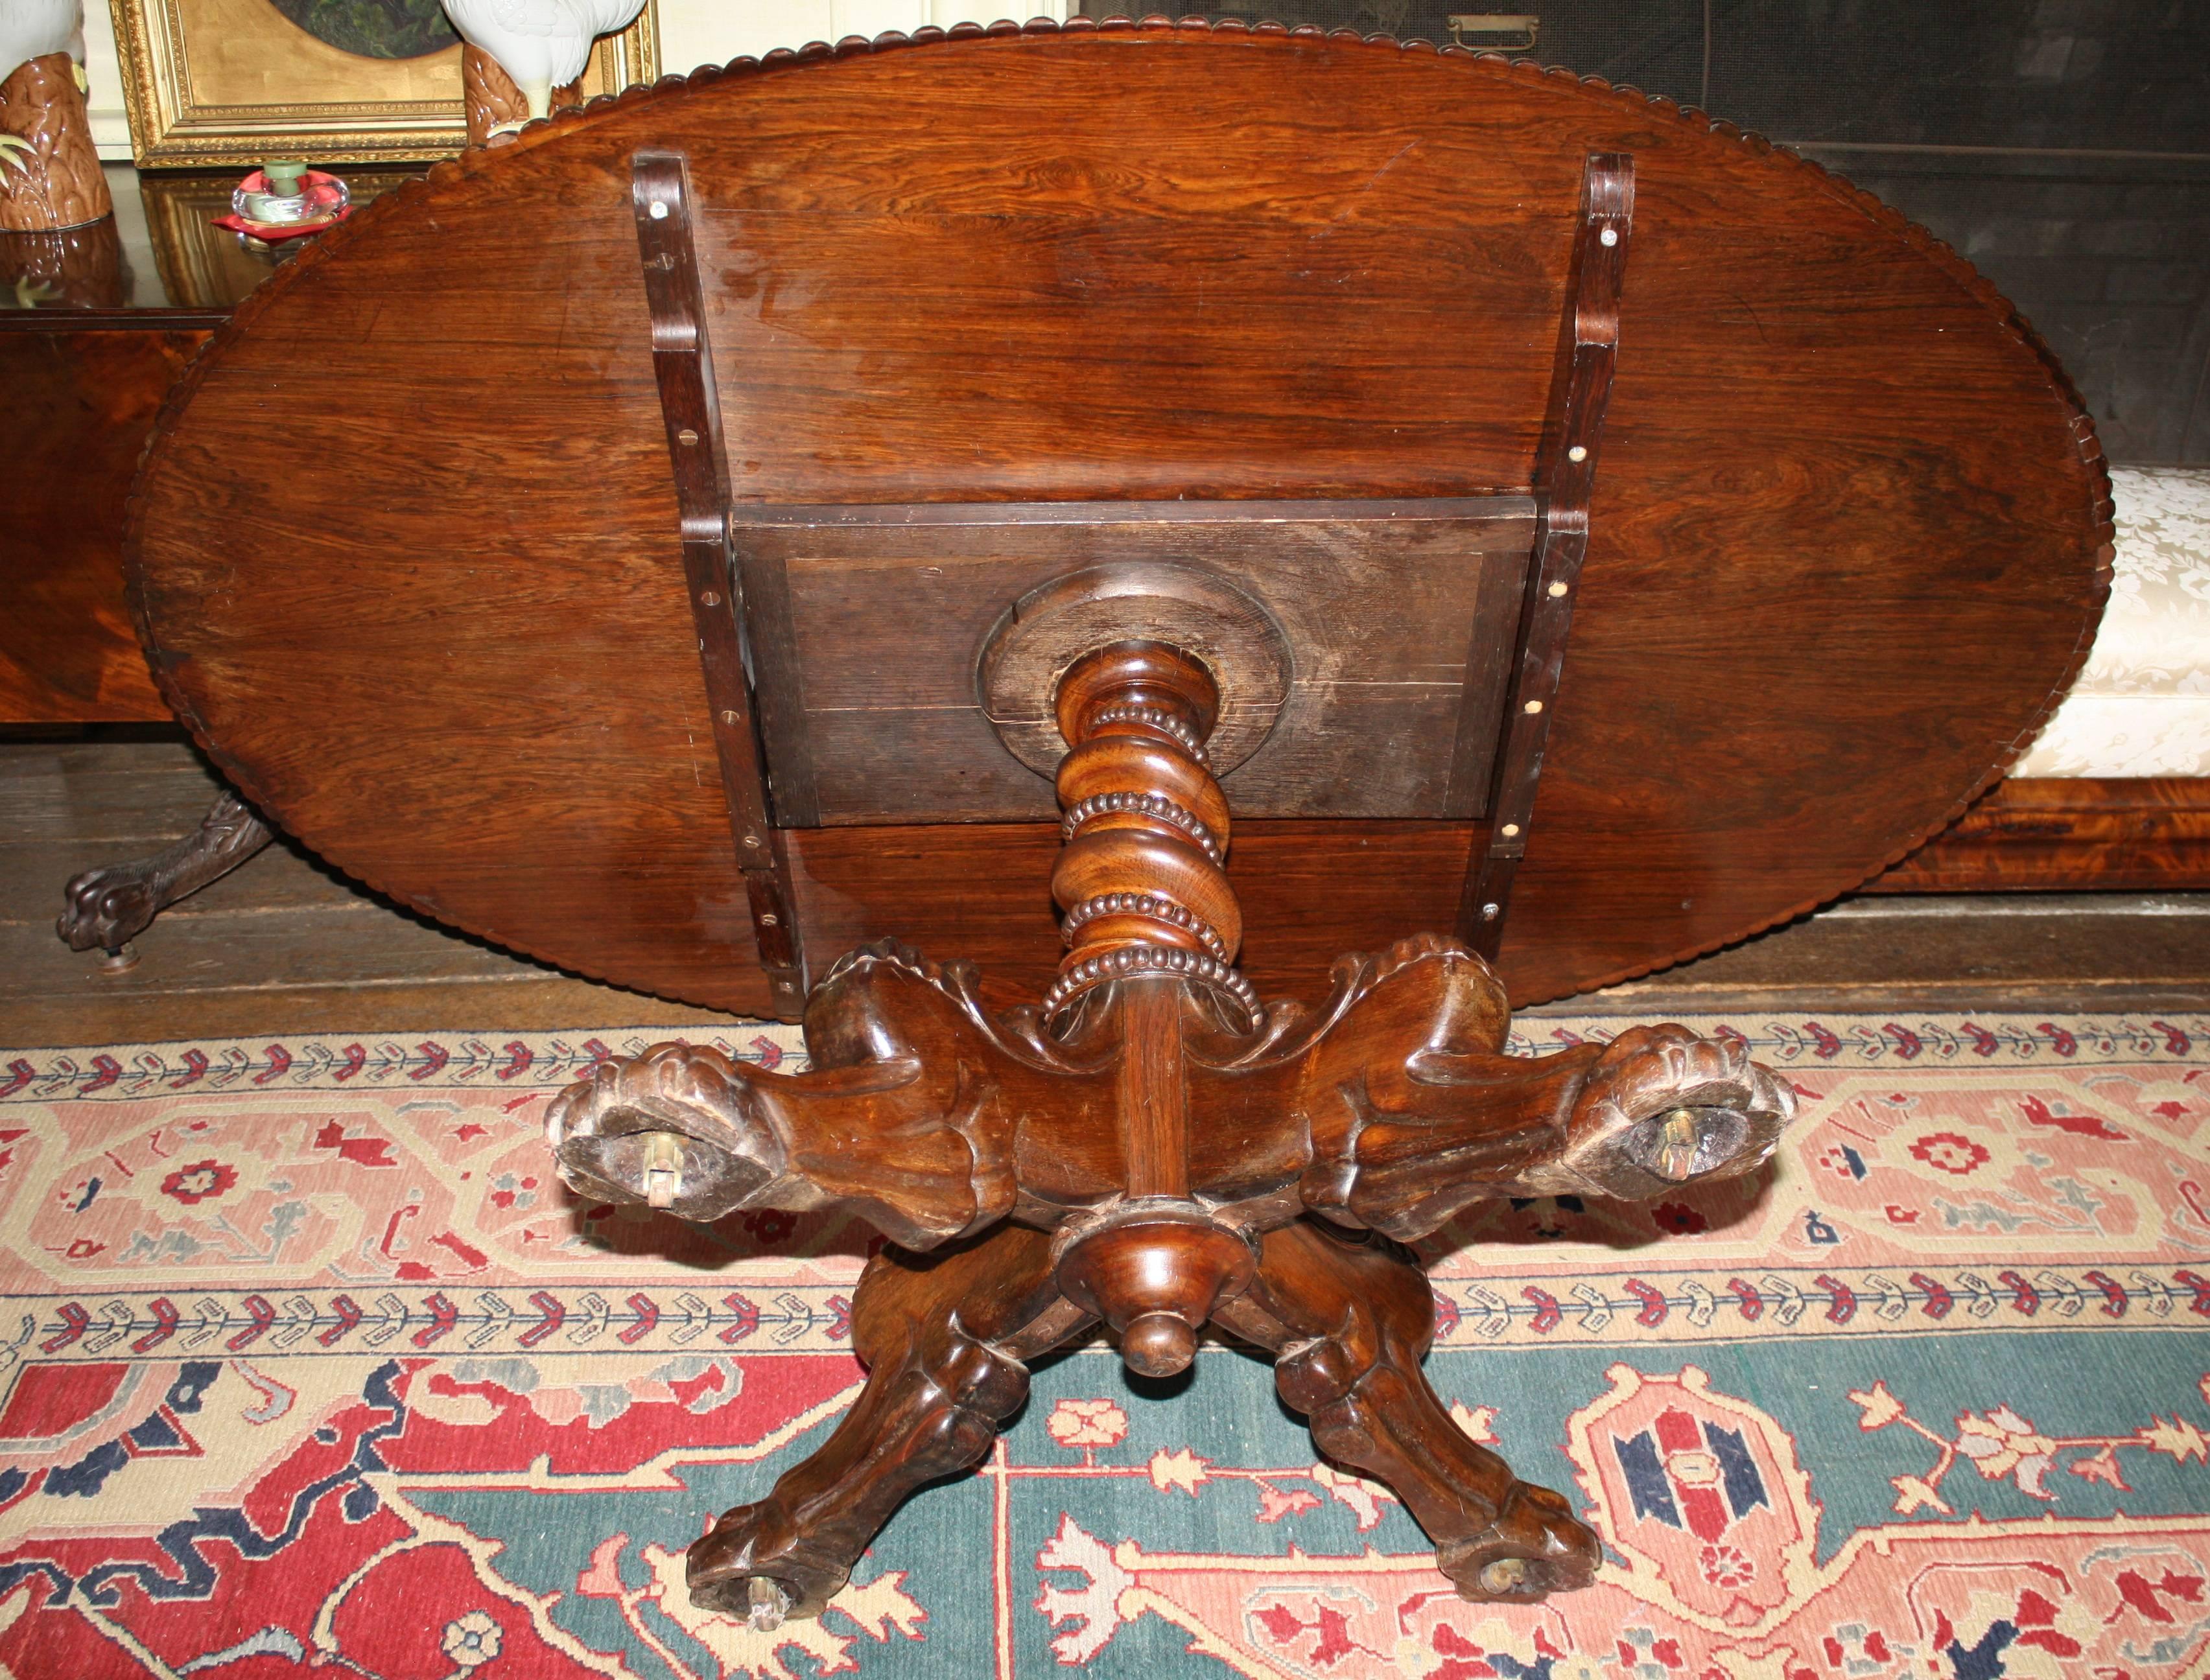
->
(1044, 640), (1255, 1026)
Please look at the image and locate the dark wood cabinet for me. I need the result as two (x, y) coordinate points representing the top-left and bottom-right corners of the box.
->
(2, 165), (417, 726)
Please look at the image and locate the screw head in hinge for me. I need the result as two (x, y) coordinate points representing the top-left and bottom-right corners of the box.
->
(1568, 445), (1588, 462)
(1598, 226), (1619, 246)
(648, 200), (669, 219)
(1500, 823), (1520, 837)
(1480, 902), (1500, 920)
(1547, 581), (1569, 598)
(1523, 699), (1544, 714)
(699, 589), (721, 607)
(742, 834), (762, 848)
(760, 913), (778, 926)
(720, 709), (740, 725)
(677, 428), (699, 446)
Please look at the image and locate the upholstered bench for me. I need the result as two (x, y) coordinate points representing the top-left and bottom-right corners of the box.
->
(1877, 467), (2210, 891)
(2019, 469), (2210, 779)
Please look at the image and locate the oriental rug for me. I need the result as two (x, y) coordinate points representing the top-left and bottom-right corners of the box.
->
(0, 1012), (2205, 1679)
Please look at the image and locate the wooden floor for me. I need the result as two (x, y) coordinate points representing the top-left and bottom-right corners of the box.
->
(5, 738), (2207, 1046)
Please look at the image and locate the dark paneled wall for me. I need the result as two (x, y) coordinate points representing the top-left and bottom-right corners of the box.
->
(1085, 2), (2210, 461)
(1814, 155), (2209, 464)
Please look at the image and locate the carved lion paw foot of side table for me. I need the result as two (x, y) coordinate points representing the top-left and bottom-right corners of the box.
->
(542, 640), (1795, 1620)
(55, 789), (274, 967)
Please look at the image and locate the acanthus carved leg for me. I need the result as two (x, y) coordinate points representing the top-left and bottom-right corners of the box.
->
(1216, 1220), (1600, 1600)
(1195, 938), (1796, 1242)
(687, 1222), (1087, 1626)
(546, 940), (1112, 1246)
(57, 789), (276, 964)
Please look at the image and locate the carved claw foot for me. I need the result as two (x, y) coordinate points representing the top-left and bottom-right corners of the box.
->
(690, 1499), (865, 1628)
(687, 1224), (1078, 1621)
(547, 1041), (785, 1224)
(543, 945), (1075, 1245)
(1216, 1219), (1601, 1600)
(1238, 937), (1794, 1239)
(1439, 1482), (1599, 1602)
(1525, 1021), (1794, 1201)
(57, 789), (274, 959)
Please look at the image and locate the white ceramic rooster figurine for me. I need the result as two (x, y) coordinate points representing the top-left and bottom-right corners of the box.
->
(441, 0), (644, 124)
(0, 0), (84, 86)
(0, 0), (109, 232)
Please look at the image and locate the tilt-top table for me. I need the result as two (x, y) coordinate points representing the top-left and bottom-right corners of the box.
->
(124, 20), (2108, 1619)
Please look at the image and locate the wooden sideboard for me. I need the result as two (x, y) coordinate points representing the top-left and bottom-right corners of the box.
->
(1869, 775), (2210, 893)
(2, 165), (417, 725)
(3, 316), (207, 723)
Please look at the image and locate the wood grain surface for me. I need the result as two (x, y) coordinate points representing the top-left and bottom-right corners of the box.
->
(1868, 776), (2210, 894)
(126, 23), (2110, 1017)
(10, 743), (2206, 1051)
(736, 498), (1533, 824)
(3, 327), (203, 724)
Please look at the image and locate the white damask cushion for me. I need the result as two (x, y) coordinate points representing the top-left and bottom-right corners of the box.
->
(2014, 466), (2210, 777)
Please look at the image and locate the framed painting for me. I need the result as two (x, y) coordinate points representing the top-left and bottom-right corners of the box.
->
(108, 0), (659, 166)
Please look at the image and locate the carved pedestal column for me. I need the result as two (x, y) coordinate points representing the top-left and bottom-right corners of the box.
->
(546, 639), (1796, 1622)
(1044, 642), (1262, 1379)
(0, 52), (110, 233)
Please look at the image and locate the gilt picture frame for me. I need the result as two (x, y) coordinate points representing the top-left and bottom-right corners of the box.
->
(107, 0), (659, 167)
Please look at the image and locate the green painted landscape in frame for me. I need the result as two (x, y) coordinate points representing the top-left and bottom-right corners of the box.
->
(265, 0), (459, 59)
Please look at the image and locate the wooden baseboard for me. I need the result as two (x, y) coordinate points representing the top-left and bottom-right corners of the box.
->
(1867, 777), (2210, 893)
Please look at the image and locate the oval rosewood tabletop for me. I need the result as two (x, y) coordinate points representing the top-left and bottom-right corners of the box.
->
(126, 21), (2111, 1018)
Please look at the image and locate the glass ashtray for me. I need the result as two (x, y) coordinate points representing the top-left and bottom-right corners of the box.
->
(232, 169), (350, 230)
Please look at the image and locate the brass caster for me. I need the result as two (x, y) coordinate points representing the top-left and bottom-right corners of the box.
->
(746, 1576), (788, 1631)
